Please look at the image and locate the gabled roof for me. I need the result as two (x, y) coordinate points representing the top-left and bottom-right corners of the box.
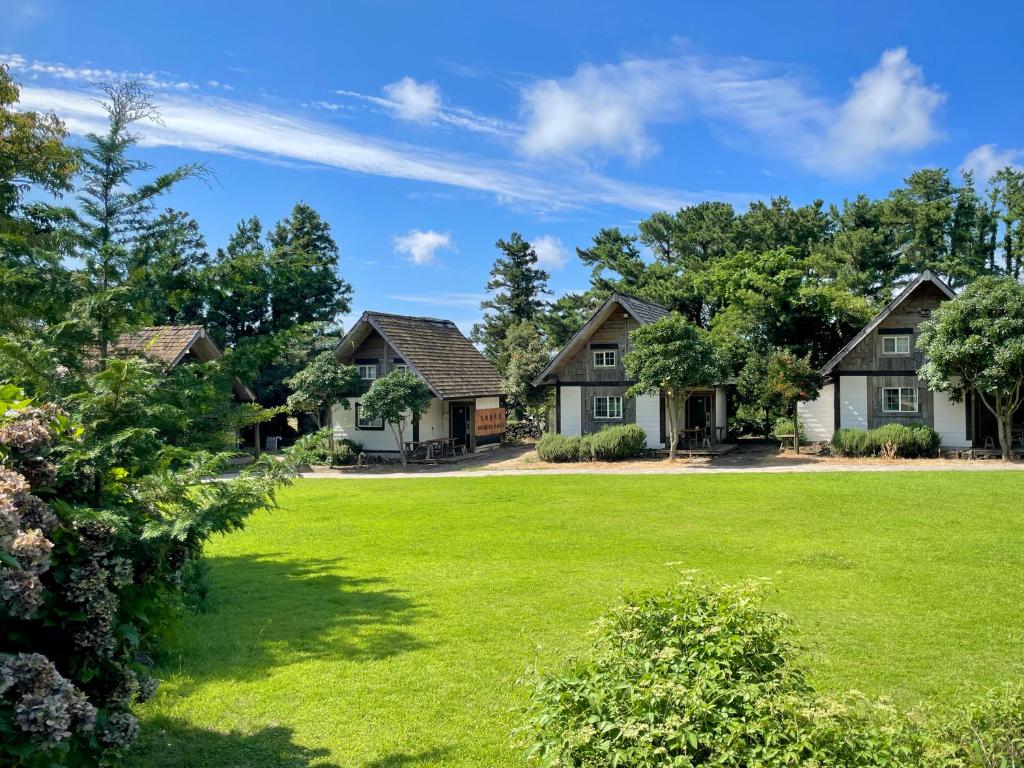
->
(113, 325), (216, 367)
(112, 325), (255, 402)
(532, 291), (670, 386)
(334, 312), (503, 400)
(820, 270), (956, 375)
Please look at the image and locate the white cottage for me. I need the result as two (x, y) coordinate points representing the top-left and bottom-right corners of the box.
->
(332, 312), (504, 455)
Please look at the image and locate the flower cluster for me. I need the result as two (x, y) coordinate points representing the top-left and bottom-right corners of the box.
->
(0, 653), (96, 747)
(0, 465), (55, 619)
(0, 407), (57, 455)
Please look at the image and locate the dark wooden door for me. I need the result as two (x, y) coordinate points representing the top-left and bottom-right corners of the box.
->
(451, 404), (470, 446)
(686, 395), (711, 430)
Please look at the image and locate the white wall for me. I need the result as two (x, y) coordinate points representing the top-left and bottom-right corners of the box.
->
(799, 383), (835, 442)
(715, 386), (727, 436)
(559, 386), (582, 436)
(635, 393), (663, 448)
(838, 376), (869, 430)
(333, 397), (445, 453)
(933, 390), (968, 447)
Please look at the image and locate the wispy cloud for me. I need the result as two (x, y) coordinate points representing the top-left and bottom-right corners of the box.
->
(1, 52), (199, 91)
(532, 234), (568, 269)
(388, 292), (486, 307)
(961, 144), (1023, 184)
(393, 229), (454, 265)
(519, 48), (945, 176)
(333, 77), (516, 137)
(13, 68), (743, 213)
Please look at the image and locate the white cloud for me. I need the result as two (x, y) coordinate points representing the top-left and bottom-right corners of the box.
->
(961, 143), (1024, 184)
(518, 48), (945, 176)
(519, 60), (678, 161)
(393, 229), (454, 265)
(381, 76), (441, 122)
(14, 78), (739, 213)
(388, 292), (485, 307)
(1, 53), (198, 91)
(532, 234), (568, 269)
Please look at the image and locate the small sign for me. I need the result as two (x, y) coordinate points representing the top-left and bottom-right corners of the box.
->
(474, 407), (507, 436)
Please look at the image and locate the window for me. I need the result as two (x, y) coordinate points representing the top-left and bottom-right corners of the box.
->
(357, 364), (377, 382)
(593, 396), (623, 419)
(392, 362), (409, 372)
(355, 403), (383, 429)
(593, 350), (617, 367)
(882, 387), (919, 413)
(881, 335), (911, 355)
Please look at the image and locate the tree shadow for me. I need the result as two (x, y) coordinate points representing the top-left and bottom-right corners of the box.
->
(169, 554), (429, 687)
(129, 716), (342, 767)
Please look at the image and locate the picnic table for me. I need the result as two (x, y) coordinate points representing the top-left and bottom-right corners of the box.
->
(403, 437), (462, 461)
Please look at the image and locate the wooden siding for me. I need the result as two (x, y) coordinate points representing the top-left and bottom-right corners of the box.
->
(865, 374), (932, 429)
(582, 385), (635, 434)
(346, 329), (410, 391)
(837, 282), (946, 373)
(551, 312), (643, 382)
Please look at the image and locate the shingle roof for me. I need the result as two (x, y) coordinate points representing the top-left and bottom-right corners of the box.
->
(616, 292), (671, 324)
(337, 312), (503, 400)
(112, 325), (209, 366)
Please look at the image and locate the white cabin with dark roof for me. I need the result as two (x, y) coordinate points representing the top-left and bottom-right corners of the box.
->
(533, 292), (729, 450)
(332, 312), (504, 454)
(798, 270), (992, 448)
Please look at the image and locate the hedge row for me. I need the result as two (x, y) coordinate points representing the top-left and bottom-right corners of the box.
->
(536, 424), (647, 462)
(831, 423), (941, 458)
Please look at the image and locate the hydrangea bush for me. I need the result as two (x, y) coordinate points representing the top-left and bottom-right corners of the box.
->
(0, 384), (288, 766)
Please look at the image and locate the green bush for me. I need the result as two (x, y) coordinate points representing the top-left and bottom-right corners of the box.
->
(536, 425), (646, 462)
(588, 424), (646, 461)
(831, 423), (940, 458)
(536, 433), (587, 462)
(330, 439), (362, 466)
(519, 576), (1024, 768)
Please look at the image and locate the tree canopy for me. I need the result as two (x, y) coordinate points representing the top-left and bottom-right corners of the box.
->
(359, 370), (434, 464)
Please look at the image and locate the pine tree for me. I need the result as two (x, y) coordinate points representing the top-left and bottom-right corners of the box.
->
(471, 232), (549, 363)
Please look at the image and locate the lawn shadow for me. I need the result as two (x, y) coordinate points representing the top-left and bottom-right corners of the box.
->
(129, 716), (341, 767)
(168, 554), (430, 686)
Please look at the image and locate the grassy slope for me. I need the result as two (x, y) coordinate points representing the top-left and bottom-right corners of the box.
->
(131, 472), (1024, 768)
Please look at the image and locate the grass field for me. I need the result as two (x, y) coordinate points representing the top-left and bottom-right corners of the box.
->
(129, 472), (1024, 768)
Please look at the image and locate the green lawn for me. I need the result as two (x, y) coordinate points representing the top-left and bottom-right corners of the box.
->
(130, 472), (1024, 768)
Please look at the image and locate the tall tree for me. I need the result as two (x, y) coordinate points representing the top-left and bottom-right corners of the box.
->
(128, 208), (210, 325)
(75, 80), (206, 361)
(499, 320), (551, 421)
(989, 167), (1024, 280)
(0, 66), (79, 332)
(763, 350), (823, 453)
(472, 233), (550, 363)
(918, 277), (1024, 461)
(266, 202), (352, 334)
(624, 314), (723, 461)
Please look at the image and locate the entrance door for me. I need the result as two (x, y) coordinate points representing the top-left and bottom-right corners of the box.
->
(451, 404), (471, 450)
(686, 395), (712, 431)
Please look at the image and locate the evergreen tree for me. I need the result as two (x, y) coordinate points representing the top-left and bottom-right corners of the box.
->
(75, 80), (207, 361)
(471, 232), (549, 363)
(128, 209), (210, 325)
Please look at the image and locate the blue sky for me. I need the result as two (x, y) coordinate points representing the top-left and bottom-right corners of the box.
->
(4, 0), (1023, 332)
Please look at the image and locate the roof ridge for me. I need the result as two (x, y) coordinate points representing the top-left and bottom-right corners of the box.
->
(364, 311), (457, 325)
(613, 290), (667, 309)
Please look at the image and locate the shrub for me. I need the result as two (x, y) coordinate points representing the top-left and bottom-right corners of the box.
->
(588, 424), (646, 461)
(519, 576), (1024, 768)
(831, 424), (940, 458)
(536, 425), (646, 463)
(0, 380), (288, 767)
(536, 433), (586, 462)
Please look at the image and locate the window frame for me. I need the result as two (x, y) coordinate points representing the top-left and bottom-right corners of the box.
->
(881, 335), (911, 356)
(357, 363), (378, 382)
(354, 402), (384, 430)
(593, 349), (617, 368)
(882, 386), (919, 413)
(593, 395), (623, 420)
